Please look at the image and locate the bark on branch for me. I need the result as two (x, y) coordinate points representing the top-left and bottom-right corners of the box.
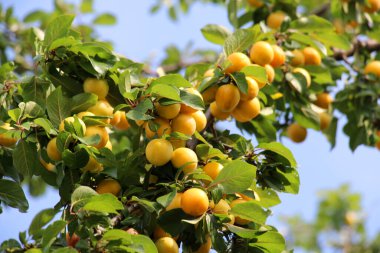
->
(333, 38), (380, 60)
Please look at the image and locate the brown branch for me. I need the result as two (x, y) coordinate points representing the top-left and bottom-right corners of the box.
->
(312, 3), (330, 16)
(333, 38), (380, 60)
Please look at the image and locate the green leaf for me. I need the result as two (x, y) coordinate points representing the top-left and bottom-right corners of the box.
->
(0, 179), (28, 212)
(150, 74), (192, 88)
(80, 0), (93, 13)
(224, 29), (255, 56)
(227, 0), (238, 29)
(71, 93), (97, 113)
(13, 141), (37, 177)
(41, 220), (66, 248)
(47, 87), (71, 127)
(126, 99), (154, 121)
(290, 15), (333, 32)
(250, 187), (281, 208)
(211, 160), (256, 194)
(156, 190), (176, 208)
(71, 185), (98, 208)
(93, 13), (116, 25)
(256, 142), (297, 168)
(293, 106), (320, 130)
(230, 72), (248, 94)
(230, 200), (269, 225)
(225, 224), (258, 238)
(249, 231), (286, 253)
(195, 144), (228, 161)
(29, 208), (58, 237)
(52, 247), (79, 253)
(151, 84), (181, 101)
(241, 65), (268, 84)
(130, 235), (158, 253)
(23, 10), (47, 23)
(34, 118), (57, 135)
(49, 36), (80, 50)
(180, 89), (205, 111)
(83, 193), (124, 214)
(44, 15), (75, 46)
(201, 24), (231, 45)
(102, 229), (132, 241)
(157, 209), (192, 236)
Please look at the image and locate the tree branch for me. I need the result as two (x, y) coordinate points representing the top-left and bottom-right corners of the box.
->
(333, 38), (380, 60)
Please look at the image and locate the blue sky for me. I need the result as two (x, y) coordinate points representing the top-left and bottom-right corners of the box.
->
(1, 0), (380, 248)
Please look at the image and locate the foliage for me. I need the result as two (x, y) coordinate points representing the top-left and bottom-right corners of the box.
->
(0, 0), (379, 252)
(283, 184), (380, 253)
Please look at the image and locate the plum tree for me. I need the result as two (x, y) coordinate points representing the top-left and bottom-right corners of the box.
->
(1, 0), (380, 252)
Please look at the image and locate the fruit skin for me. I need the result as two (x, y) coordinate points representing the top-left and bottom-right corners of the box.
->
(153, 226), (174, 240)
(293, 68), (311, 87)
(315, 93), (333, 109)
(364, 0), (380, 13)
(180, 88), (203, 113)
(166, 192), (183, 211)
(247, 0), (263, 7)
(211, 199), (230, 214)
(114, 111), (130, 130)
(319, 112), (332, 131)
(191, 110), (207, 132)
(59, 117), (86, 133)
(232, 98), (261, 123)
(266, 11), (286, 30)
(303, 47), (321, 66)
(270, 45), (286, 67)
(230, 199), (250, 225)
(47, 137), (61, 161)
(376, 141), (380, 150)
(193, 236), (212, 253)
(109, 110), (122, 126)
(39, 156), (55, 172)
(202, 85), (218, 104)
(210, 102), (230, 120)
(364, 61), (380, 77)
(96, 178), (121, 196)
(204, 68), (214, 77)
(155, 102), (181, 120)
(215, 84), (241, 112)
(145, 139), (173, 166)
(240, 77), (259, 101)
(82, 156), (103, 173)
(181, 188), (209, 216)
(155, 237), (179, 253)
(105, 140), (112, 150)
(265, 64), (275, 83)
(203, 162), (223, 180)
(87, 100), (113, 123)
(145, 118), (172, 139)
(171, 113), (197, 136)
(171, 147), (198, 174)
(83, 78), (109, 99)
(225, 52), (251, 74)
(84, 126), (109, 149)
(250, 41), (274, 66)
(169, 138), (187, 150)
(77, 111), (95, 119)
(66, 232), (80, 247)
(287, 123), (307, 143)
(290, 50), (305, 66)
(0, 123), (17, 147)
